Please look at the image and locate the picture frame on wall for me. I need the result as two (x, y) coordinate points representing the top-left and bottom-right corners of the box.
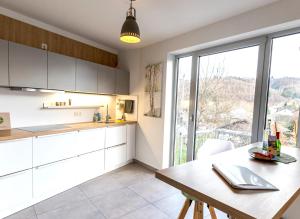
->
(144, 62), (163, 118)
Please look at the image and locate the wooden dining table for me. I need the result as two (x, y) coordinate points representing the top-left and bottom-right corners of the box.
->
(155, 143), (300, 219)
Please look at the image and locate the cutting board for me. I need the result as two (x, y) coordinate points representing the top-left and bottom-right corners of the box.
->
(0, 113), (11, 130)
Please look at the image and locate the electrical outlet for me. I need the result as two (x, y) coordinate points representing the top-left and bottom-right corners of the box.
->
(74, 111), (82, 117)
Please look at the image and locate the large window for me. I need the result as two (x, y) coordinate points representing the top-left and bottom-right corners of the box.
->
(266, 33), (300, 147)
(173, 56), (192, 165)
(172, 29), (300, 165)
(195, 46), (259, 159)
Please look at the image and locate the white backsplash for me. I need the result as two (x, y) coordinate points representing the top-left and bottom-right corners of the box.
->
(0, 88), (116, 128)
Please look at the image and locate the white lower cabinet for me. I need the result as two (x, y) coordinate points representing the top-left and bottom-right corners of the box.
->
(0, 138), (32, 177)
(33, 132), (78, 167)
(0, 169), (32, 212)
(1, 123), (136, 218)
(77, 128), (105, 154)
(77, 150), (105, 183)
(105, 126), (126, 148)
(33, 157), (80, 200)
(105, 144), (127, 171)
(126, 124), (136, 161)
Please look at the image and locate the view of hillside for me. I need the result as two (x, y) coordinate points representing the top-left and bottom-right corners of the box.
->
(174, 37), (300, 165)
(268, 77), (300, 146)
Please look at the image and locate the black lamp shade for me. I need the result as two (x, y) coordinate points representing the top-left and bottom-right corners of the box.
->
(120, 16), (141, 43)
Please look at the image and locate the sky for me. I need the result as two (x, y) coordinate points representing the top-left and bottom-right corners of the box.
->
(178, 32), (300, 80)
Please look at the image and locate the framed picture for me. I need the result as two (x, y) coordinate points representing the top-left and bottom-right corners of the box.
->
(0, 113), (11, 130)
(144, 63), (163, 118)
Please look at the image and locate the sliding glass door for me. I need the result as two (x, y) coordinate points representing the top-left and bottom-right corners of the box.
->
(172, 29), (300, 165)
(194, 46), (260, 159)
(266, 32), (300, 147)
(173, 56), (192, 165)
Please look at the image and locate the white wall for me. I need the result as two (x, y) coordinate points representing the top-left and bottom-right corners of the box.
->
(119, 0), (300, 170)
(0, 88), (116, 128)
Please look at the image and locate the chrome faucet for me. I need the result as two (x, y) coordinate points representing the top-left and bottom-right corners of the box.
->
(105, 104), (111, 123)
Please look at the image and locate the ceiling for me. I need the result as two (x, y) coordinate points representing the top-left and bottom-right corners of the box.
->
(0, 0), (279, 51)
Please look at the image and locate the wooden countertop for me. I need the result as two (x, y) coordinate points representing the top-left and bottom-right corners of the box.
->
(0, 121), (137, 142)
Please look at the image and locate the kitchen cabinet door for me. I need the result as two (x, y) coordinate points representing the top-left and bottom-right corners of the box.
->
(77, 128), (105, 155)
(0, 138), (32, 177)
(9, 42), (47, 88)
(0, 169), (32, 213)
(115, 69), (129, 95)
(33, 157), (81, 200)
(105, 125), (126, 148)
(126, 124), (136, 161)
(76, 59), (98, 93)
(0, 39), (9, 86)
(48, 52), (76, 91)
(33, 132), (78, 167)
(77, 150), (105, 183)
(98, 65), (116, 94)
(105, 144), (127, 171)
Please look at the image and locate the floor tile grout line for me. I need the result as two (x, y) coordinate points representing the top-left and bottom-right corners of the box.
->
(149, 203), (173, 219)
(32, 188), (95, 217)
(32, 205), (39, 219)
(77, 185), (108, 219)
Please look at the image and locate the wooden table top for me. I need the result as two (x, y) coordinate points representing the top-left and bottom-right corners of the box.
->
(0, 121), (137, 142)
(156, 143), (300, 219)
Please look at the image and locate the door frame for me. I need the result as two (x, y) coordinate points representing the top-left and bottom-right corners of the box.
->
(171, 37), (268, 165)
(171, 28), (300, 166)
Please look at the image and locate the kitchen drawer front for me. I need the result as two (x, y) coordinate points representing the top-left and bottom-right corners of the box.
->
(126, 124), (136, 161)
(0, 138), (32, 177)
(77, 128), (105, 154)
(0, 169), (32, 212)
(77, 150), (105, 184)
(33, 132), (78, 167)
(33, 157), (80, 199)
(105, 144), (127, 171)
(105, 125), (126, 148)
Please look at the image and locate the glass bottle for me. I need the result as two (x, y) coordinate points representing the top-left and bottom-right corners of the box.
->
(276, 131), (281, 156)
(263, 119), (271, 150)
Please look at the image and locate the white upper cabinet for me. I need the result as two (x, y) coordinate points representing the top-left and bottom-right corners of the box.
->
(98, 65), (116, 94)
(0, 138), (32, 177)
(105, 125), (127, 148)
(9, 42), (47, 88)
(33, 132), (78, 167)
(48, 52), (76, 91)
(75, 59), (98, 93)
(0, 39), (9, 86)
(126, 124), (136, 161)
(77, 128), (105, 154)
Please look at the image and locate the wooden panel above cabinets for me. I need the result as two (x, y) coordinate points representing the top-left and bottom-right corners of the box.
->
(0, 14), (118, 67)
(8, 17), (48, 50)
(0, 14), (9, 40)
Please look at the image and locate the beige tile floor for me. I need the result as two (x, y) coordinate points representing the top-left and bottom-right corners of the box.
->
(5, 163), (227, 219)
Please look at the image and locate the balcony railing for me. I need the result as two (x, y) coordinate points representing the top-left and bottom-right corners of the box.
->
(175, 128), (251, 165)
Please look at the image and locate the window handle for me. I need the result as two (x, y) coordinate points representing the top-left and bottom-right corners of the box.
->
(190, 114), (194, 122)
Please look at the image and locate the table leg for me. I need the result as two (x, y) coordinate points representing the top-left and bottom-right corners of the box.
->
(193, 201), (204, 219)
(178, 198), (192, 219)
(208, 206), (217, 219)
